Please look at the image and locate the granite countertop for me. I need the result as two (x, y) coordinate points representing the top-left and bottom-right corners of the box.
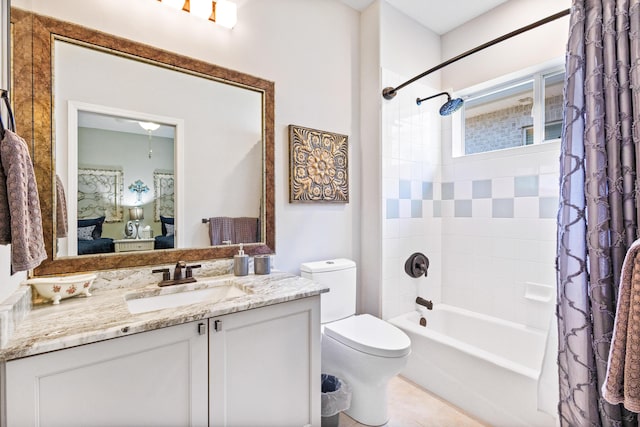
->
(0, 272), (328, 361)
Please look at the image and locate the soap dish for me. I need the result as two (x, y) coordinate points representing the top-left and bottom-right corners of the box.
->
(24, 273), (97, 305)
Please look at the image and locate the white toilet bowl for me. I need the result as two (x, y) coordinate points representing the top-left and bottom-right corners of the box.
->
(321, 313), (411, 426)
(300, 259), (411, 426)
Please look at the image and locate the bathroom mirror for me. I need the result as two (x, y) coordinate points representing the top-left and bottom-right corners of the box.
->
(11, 9), (275, 276)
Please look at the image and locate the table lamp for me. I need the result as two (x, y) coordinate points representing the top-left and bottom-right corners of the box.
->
(129, 207), (144, 239)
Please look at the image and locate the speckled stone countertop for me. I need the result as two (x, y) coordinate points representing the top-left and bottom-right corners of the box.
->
(0, 271), (327, 361)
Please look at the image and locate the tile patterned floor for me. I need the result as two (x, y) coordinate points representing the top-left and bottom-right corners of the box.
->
(337, 376), (487, 427)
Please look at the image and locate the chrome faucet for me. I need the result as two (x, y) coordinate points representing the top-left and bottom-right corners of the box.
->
(416, 296), (433, 310)
(152, 261), (201, 287)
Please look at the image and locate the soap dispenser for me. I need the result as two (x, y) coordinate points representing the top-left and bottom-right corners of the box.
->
(233, 244), (249, 276)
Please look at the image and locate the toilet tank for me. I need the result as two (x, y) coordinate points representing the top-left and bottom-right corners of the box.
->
(300, 258), (356, 324)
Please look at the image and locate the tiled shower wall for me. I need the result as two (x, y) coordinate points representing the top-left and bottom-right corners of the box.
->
(439, 130), (559, 323)
(381, 69), (442, 320)
(381, 70), (560, 324)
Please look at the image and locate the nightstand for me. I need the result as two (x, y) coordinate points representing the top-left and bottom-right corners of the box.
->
(114, 238), (155, 253)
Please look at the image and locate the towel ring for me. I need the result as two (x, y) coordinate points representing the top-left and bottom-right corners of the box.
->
(0, 89), (16, 140)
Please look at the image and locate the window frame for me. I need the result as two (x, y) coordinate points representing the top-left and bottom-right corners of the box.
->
(451, 62), (565, 157)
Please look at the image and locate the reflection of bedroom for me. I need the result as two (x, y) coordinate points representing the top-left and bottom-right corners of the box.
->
(77, 120), (175, 254)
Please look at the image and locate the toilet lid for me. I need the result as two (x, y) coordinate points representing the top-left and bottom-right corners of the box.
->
(324, 314), (411, 358)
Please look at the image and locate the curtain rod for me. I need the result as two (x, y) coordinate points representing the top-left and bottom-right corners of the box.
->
(382, 8), (571, 100)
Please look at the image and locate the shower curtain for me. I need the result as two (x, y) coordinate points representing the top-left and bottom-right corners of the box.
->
(557, 0), (640, 425)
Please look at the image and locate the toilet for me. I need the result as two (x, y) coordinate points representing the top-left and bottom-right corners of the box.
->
(301, 258), (411, 426)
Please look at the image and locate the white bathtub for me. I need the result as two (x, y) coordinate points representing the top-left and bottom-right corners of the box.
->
(389, 305), (557, 427)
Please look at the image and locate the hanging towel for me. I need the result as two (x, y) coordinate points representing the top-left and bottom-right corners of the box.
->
(603, 239), (640, 411)
(0, 130), (47, 272)
(234, 217), (258, 244)
(208, 217), (234, 246)
(55, 174), (68, 238)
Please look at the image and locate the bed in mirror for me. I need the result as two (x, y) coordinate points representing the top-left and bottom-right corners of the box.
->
(11, 9), (275, 276)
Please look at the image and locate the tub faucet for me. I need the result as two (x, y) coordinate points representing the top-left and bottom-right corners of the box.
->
(416, 296), (433, 310)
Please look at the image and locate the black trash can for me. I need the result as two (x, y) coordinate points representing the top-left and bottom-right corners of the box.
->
(321, 374), (352, 427)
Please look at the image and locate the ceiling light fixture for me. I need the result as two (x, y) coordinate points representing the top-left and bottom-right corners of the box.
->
(139, 122), (160, 158)
(158, 0), (237, 29)
(138, 121), (160, 132)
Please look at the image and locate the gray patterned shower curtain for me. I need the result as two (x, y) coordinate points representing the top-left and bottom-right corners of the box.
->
(557, 0), (640, 425)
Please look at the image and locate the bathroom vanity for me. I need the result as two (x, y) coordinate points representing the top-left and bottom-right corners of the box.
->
(0, 272), (325, 427)
(0, 8), (314, 426)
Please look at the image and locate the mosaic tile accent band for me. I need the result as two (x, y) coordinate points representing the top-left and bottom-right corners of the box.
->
(386, 175), (558, 219)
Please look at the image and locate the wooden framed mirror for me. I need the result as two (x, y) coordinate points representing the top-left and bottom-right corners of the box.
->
(11, 9), (275, 276)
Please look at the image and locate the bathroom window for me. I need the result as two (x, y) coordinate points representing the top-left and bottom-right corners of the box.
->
(454, 68), (565, 156)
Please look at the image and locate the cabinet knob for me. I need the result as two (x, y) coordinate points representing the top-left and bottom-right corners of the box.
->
(198, 323), (206, 335)
(213, 319), (222, 332)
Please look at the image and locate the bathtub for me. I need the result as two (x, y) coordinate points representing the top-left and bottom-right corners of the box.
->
(388, 305), (557, 427)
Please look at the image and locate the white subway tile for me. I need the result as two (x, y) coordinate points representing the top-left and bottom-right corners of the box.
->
(383, 178), (399, 198)
(539, 173), (559, 197)
(473, 199), (491, 218)
(399, 199), (411, 218)
(514, 197), (539, 218)
(493, 177), (515, 198)
(383, 218), (399, 239)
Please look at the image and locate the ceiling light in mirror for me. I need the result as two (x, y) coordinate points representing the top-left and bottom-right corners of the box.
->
(139, 121), (160, 132)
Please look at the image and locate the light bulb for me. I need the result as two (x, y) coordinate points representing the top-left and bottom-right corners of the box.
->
(190, 0), (214, 19)
(215, 0), (237, 29)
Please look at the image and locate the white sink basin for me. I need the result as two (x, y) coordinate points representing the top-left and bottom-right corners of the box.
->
(126, 284), (248, 314)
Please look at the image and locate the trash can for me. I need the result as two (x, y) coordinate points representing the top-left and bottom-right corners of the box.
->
(321, 374), (352, 427)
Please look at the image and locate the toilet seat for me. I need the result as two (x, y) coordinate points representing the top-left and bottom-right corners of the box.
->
(324, 314), (411, 358)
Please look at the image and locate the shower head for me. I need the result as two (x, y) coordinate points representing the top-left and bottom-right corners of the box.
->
(416, 92), (464, 116)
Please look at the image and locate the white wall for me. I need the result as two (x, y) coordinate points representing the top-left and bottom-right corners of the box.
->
(359, 1), (382, 315)
(377, 1), (442, 319)
(9, 0), (361, 284)
(441, 0), (570, 90)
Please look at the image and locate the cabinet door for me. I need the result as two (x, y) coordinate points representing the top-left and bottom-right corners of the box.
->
(209, 296), (321, 427)
(6, 320), (208, 427)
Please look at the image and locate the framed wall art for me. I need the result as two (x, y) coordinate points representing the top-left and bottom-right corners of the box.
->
(289, 124), (348, 203)
(77, 167), (124, 222)
(153, 170), (175, 221)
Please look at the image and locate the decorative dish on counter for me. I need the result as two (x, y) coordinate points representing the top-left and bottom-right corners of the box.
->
(24, 273), (97, 305)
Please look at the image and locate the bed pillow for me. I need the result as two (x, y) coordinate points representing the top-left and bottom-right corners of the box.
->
(78, 216), (105, 240)
(77, 225), (96, 241)
(160, 216), (174, 236)
(165, 223), (175, 236)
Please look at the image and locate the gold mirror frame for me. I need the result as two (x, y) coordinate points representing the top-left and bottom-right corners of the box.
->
(12, 9), (275, 276)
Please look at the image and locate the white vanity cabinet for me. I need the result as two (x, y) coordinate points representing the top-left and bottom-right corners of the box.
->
(209, 296), (321, 427)
(5, 320), (209, 427)
(3, 295), (321, 427)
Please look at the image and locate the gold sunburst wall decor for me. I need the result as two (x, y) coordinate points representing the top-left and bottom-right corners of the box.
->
(289, 125), (349, 203)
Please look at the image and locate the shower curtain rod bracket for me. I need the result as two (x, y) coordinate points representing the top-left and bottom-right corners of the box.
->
(382, 87), (398, 100)
(381, 8), (570, 100)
